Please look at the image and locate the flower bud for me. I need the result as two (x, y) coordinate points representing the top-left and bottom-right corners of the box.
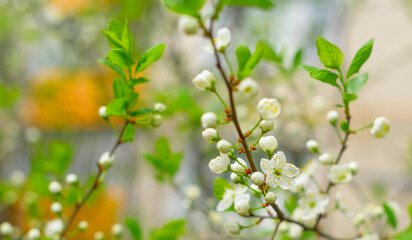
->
(150, 114), (163, 128)
(99, 152), (114, 169)
(318, 153), (334, 165)
(154, 103), (167, 113)
(217, 139), (232, 154)
(216, 28), (231, 52)
(65, 173), (79, 186)
(260, 120), (274, 132)
(352, 213), (366, 227)
(224, 221), (240, 235)
(209, 154), (230, 174)
(111, 223), (123, 237)
(230, 158), (248, 173)
(237, 78), (259, 99)
(184, 185), (201, 200)
(178, 16), (199, 35)
(193, 70), (215, 91)
(257, 98), (281, 120)
(27, 228), (41, 240)
(251, 172), (265, 186)
(370, 117), (390, 138)
(259, 136), (278, 155)
(98, 106), (107, 118)
(51, 202), (62, 214)
(348, 161), (358, 175)
(265, 192), (277, 204)
(201, 112), (218, 129)
(234, 200), (250, 216)
(78, 221), (88, 231)
(0, 222), (13, 236)
(202, 128), (219, 144)
(48, 181), (62, 194)
(306, 139), (319, 153)
(94, 231), (105, 240)
(230, 173), (241, 182)
(327, 110), (339, 125)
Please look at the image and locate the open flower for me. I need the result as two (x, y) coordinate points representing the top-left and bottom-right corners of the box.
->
(257, 98), (281, 120)
(217, 186), (250, 212)
(237, 78), (259, 99)
(295, 192), (329, 221)
(370, 117), (390, 138)
(328, 164), (353, 184)
(209, 154), (230, 174)
(260, 151), (300, 189)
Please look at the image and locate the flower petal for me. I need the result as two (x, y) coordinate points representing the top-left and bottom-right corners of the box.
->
(265, 173), (278, 189)
(283, 163), (300, 177)
(260, 158), (273, 174)
(217, 197), (233, 211)
(278, 175), (295, 190)
(234, 192), (250, 204)
(272, 151), (286, 165)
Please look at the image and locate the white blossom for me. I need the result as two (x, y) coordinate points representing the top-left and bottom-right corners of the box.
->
(178, 16), (199, 35)
(355, 234), (379, 240)
(318, 153), (334, 165)
(370, 117), (390, 138)
(10, 170), (26, 186)
(217, 186), (250, 212)
(27, 228), (41, 240)
(193, 70), (215, 91)
(291, 172), (310, 193)
(348, 161), (358, 175)
(111, 223), (123, 237)
(257, 98), (281, 120)
(328, 164), (353, 184)
(0, 222), (13, 236)
(201, 112), (218, 129)
(353, 212), (366, 227)
(50, 202), (62, 214)
(265, 192), (277, 204)
(327, 110), (339, 124)
(260, 120), (274, 132)
(209, 154), (230, 174)
(260, 151), (300, 189)
(154, 103), (167, 113)
(99, 151), (114, 169)
(44, 219), (63, 237)
(78, 221), (88, 231)
(94, 231), (105, 240)
(231, 158), (248, 173)
(98, 106), (107, 118)
(202, 128), (219, 144)
(217, 139), (232, 154)
(364, 203), (384, 219)
(231, 173), (241, 182)
(259, 136), (278, 154)
(234, 199), (250, 215)
(215, 28), (231, 52)
(224, 221), (240, 235)
(288, 224), (303, 239)
(237, 78), (259, 99)
(296, 192), (329, 221)
(184, 185), (201, 200)
(48, 181), (62, 194)
(306, 139), (319, 153)
(251, 172), (265, 186)
(65, 173), (79, 185)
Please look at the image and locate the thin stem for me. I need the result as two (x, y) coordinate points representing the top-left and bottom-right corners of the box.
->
(271, 220), (283, 240)
(244, 119), (262, 137)
(212, 89), (229, 109)
(333, 124), (343, 142)
(353, 123), (373, 133)
(310, 175), (324, 194)
(223, 52), (234, 77)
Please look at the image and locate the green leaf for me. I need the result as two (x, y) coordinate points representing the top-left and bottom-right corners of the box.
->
(213, 177), (232, 200)
(236, 45), (251, 71)
(113, 78), (132, 99)
(383, 201), (397, 229)
(130, 108), (155, 117)
(346, 39), (374, 79)
(31, 140), (73, 176)
(347, 73), (368, 94)
(135, 44), (166, 74)
(98, 59), (126, 79)
(302, 66), (339, 88)
(130, 77), (150, 86)
(340, 121), (349, 132)
(122, 123), (135, 142)
(261, 42), (282, 63)
(124, 92), (139, 111)
(102, 19), (124, 49)
(150, 219), (186, 240)
(122, 20), (133, 54)
(238, 42), (264, 79)
(292, 49), (303, 70)
(106, 99), (126, 117)
(102, 30), (123, 49)
(125, 217), (142, 240)
(223, 0), (274, 9)
(0, 84), (19, 107)
(316, 37), (343, 70)
(285, 194), (297, 214)
(343, 93), (358, 102)
(393, 202), (412, 240)
(107, 49), (135, 69)
(162, 0), (206, 17)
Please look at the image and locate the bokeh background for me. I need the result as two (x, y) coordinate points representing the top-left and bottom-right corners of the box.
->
(1, 0), (412, 239)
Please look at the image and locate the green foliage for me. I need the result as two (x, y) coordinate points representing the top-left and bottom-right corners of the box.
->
(347, 73), (368, 94)
(31, 140), (73, 176)
(0, 84), (19, 107)
(98, 59), (127, 79)
(213, 177), (232, 200)
(135, 44), (166, 74)
(125, 217), (142, 240)
(340, 121), (349, 132)
(301, 66), (339, 88)
(316, 37), (343, 70)
(393, 202), (412, 239)
(162, 0), (206, 17)
(237, 42), (264, 79)
(106, 99), (127, 117)
(150, 219), (186, 240)
(346, 39), (374, 79)
(285, 194), (297, 214)
(113, 78), (132, 99)
(261, 42), (282, 64)
(130, 77), (150, 86)
(143, 138), (183, 182)
(107, 49), (135, 69)
(221, 0), (273, 9)
(122, 123), (136, 142)
(383, 201), (397, 229)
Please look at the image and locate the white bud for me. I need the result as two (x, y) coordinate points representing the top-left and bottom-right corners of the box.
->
(259, 136), (278, 154)
(98, 106), (107, 118)
(111, 223), (123, 237)
(94, 231), (105, 240)
(48, 181), (62, 194)
(230, 173), (241, 182)
(353, 212), (366, 227)
(27, 228), (41, 240)
(257, 98), (281, 120)
(251, 172), (265, 186)
(202, 128), (219, 144)
(215, 28), (231, 52)
(234, 200), (250, 216)
(201, 112), (218, 129)
(265, 192), (277, 204)
(150, 114), (163, 128)
(327, 110), (339, 124)
(217, 139), (232, 154)
(237, 78), (259, 99)
(370, 117), (390, 138)
(230, 158), (248, 172)
(10, 170), (26, 186)
(184, 185), (201, 200)
(224, 221), (240, 235)
(154, 103), (167, 113)
(209, 154), (230, 174)
(65, 173), (79, 185)
(318, 153), (334, 165)
(193, 70), (215, 91)
(306, 139), (319, 153)
(0, 222), (13, 236)
(99, 152), (114, 169)
(348, 161), (358, 175)
(50, 202), (62, 214)
(178, 16), (199, 35)
(260, 120), (274, 132)
(78, 221), (88, 231)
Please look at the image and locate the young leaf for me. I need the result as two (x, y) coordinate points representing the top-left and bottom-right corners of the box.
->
(135, 44), (166, 74)
(124, 92), (139, 111)
(130, 108), (155, 117)
(316, 37), (343, 70)
(113, 78), (132, 99)
(236, 45), (251, 71)
(238, 42), (264, 79)
(346, 39), (374, 79)
(121, 20), (133, 54)
(107, 49), (135, 69)
(393, 202), (412, 240)
(107, 19), (124, 39)
(106, 99), (126, 117)
(292, 49), (303, 70)
(383, 201), (397, 229)
(347, 73), (368, 94)
(261, 42), (282, 63)
(122, 123), (135, 142)
(223, 0), (274, 9)
(150, 219), (186, 240)
(102, 30), (124, 49)
(343, 93), (358, 102)
(340, 121), (349, 132)
(162, 0), (206, 17)
(285, 195), (297, 214)
(213, 177), (231, 200)
(301, 66), (339, 88)
(125, 217), (142, 240)
(98, 59), (126, 79)
(130, 77), (150, 86)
